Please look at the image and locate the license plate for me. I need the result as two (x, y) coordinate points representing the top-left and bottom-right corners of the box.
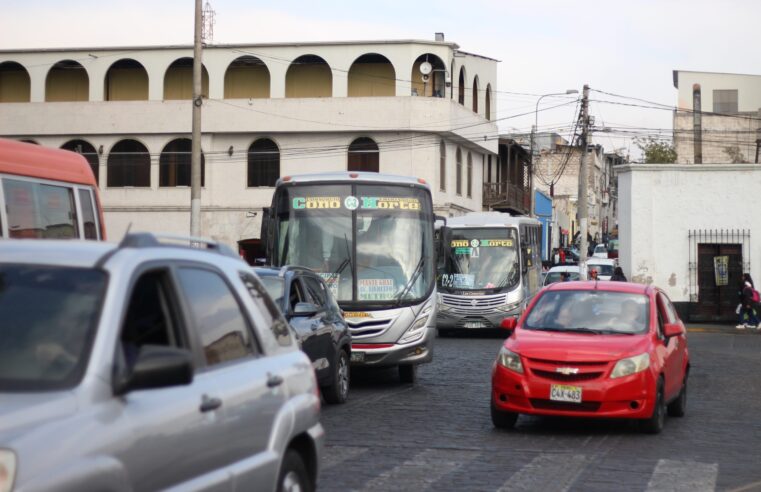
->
(350, 352), (365, 363)
(464, 321), (485, 328)
(550, 384), (582, 403)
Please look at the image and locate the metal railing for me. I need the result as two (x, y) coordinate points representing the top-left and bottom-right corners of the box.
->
(483, 182), (530, 213)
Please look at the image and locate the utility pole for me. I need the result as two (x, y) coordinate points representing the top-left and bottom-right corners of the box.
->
(190, 0), (203, 238)
(578, 84), (590, 280)
(529, 124), (535, 217)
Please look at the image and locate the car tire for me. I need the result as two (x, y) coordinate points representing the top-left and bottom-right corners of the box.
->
(491, 400), (518, 429)
(322, 349), (350, 404)
(278, 449), (312, 492)
(667, 374), (687, 417)
(399, 364), (416, 384)
(640, 379), (666, 434)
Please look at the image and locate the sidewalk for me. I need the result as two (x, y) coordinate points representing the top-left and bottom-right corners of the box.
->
(686, 322), (761, 334)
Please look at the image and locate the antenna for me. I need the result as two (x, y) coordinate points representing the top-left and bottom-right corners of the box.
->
(202, 1), (216, 43)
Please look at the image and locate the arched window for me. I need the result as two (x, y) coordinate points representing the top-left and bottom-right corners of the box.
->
(348, 137), (379, 173)
(485, 84), (492, 120)
(472, 76), (479, 113)
(457, 67), (466, 105)
(224, 56), (270, 99)
(107, 139), (150, 187)
(61, 139), (99, 183)
(160, 138), (204, 187)
(248, 139), (280, 187)
(285, 55), (332, 98)
(456, 147), (463, 195)
(348, 54), (395, 97)
(164, 58), (209, 100)
(467, 152), (473, 198)
(104, 59), (148, 101)
(410, 54), (446, 97)
(0, 61), (30, 102)
(46, 60), (88, 102)
(439, 140), (446, 192)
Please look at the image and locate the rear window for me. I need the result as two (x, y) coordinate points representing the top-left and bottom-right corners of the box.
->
(0, 265), (106, 391)
(589, 264), (614, 276)
(544, 271), (580, 285)
(2, 178), (79, 239)
(525, 290), (650, 334)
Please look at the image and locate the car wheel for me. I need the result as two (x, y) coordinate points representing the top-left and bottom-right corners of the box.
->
(667, 374), (687, 417)
(399, 364), (416, 384)
(278, 450), (312, 492)
(640, 379), (666, 434)
(322, 349), (350, 404)
(491, 399), (518, 429)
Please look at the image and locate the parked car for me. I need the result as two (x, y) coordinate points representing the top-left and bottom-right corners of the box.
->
(0, 234), (324, 491)
(592, 243), (609, 259)
(607, 239), (620, 260)
(543, 265), (581, 286)
(587, 258), (617, 280)
(491, 281), (689, 434)
(254, 266), (352, 404)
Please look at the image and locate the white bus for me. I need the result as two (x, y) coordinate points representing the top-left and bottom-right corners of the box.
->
(261, 172), (438, 383)
(436, 212), (542, 332)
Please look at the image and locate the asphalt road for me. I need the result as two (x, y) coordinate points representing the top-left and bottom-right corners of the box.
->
(318, 330), (761, 492)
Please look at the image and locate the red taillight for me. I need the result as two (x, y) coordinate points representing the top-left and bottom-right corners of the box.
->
(349, 173), (359, 178)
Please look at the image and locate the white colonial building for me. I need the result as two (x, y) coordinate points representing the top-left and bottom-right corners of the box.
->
(0, 36), (499, 250)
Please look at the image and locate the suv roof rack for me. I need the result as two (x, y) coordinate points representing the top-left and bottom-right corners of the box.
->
(118, 232), (240, 260)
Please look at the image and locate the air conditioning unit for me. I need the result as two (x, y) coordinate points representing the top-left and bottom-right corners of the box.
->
(602, 191), (609, 205)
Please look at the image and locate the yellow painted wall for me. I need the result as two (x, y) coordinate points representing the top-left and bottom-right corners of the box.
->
(285, 64), (332, 98)
(164, 66), (209, 100)
(106, 67), (148, 101)
(224, 65), (270, 99)
(348, 63), (395, 97)
(46, 67), (88, 102)
(0, 68), (30, 102)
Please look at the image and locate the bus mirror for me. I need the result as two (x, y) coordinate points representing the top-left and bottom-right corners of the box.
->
(435, 214), (448, 226)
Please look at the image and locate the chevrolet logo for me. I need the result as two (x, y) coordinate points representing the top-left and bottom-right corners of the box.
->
(556, 367), (579, 375)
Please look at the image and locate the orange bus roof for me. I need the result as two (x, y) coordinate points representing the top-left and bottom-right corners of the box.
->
(0, 138), (97, 187)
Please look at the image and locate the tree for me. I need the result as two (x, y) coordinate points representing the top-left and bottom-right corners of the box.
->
(724, 146), (748, 163)
(634, 137), (677, 163)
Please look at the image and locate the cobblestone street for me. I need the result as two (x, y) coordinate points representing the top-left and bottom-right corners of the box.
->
(319, 330), (761, 492)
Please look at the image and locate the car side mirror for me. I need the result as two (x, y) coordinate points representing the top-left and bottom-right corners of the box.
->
(293, 302), (320, 316)
(501, 317), (517, 331)
(114, 345), (194, 396)
(663, 322), (685, 338)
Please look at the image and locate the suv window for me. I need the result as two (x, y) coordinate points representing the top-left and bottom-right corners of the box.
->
(302, 276), (327, 309)
(176, 268), (257, 366)
(120, 271), (182, 368)
(240, 272), (292, 347)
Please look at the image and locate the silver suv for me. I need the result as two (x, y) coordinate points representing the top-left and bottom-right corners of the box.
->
(0, 234), (324, 492)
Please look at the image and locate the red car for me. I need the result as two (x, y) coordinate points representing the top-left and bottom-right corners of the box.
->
(491, 281), (689, 433)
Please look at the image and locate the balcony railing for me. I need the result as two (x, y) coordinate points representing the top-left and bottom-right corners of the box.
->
(483, 181), (529, 213)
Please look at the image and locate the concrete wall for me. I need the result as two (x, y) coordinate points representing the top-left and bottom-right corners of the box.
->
(675, 71), (761, 112)
(618, 163), (761, 302)
(674, 111), (760, 164)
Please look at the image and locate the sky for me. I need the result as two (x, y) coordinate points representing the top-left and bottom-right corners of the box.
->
(3, 0), (760, 158)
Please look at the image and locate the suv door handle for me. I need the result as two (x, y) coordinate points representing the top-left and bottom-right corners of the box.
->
(199, 394), (222, 413)
(267, 373), (284, 388)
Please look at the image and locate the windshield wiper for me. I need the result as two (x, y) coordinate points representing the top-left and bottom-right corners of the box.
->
(396, 255), (427, 306)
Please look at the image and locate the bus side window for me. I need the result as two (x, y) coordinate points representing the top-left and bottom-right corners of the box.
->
(78, 189), (98, 240)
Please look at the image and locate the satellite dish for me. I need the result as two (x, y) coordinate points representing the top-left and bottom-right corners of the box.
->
(419, 61), (433, 75)
(421, 74), (430, 83)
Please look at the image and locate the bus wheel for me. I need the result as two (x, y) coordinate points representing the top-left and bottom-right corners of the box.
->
(399, 365), (416, 384)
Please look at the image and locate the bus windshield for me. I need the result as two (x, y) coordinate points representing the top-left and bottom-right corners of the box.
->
(273, 183), (434, 306)
(440, 227), (520, 291)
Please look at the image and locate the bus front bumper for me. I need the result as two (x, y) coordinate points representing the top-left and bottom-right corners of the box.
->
(349, 327), (434, 367)
(436, 304), (522, 330)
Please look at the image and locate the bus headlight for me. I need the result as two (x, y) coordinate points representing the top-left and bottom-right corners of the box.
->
(497, 347), (523, 374)
(610, 353), (650, 379)
(496, 302), (521, 313)
(399, 314), (430, 344)
(0, 449), (16, 492)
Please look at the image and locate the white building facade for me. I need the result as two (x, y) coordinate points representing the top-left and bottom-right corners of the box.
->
(0, 38), (499, 248)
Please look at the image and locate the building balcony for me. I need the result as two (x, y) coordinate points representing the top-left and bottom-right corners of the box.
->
(483, 181), (529, 215)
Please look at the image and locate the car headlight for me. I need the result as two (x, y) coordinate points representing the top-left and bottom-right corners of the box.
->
(496, 302), (521, 313)
(610, 353), (650, 379)
(497, 347), (523, 374)
(399, 310), (430, 344)
(0, 449), (16, 492)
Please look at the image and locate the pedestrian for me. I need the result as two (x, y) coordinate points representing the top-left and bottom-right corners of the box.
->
(559, 248), (566, 265)
(736, 273), (760, 329)
(610, 266), (627, 282)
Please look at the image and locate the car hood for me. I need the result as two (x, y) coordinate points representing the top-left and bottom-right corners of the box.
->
(0, 391), (78, 441)
(508, 329), (650, 362)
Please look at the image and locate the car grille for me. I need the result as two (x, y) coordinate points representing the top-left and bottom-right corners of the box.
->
(527, 357), (609, 368)
(525, 357), (609, 383)
(440, 294), (507, 314)
(347, 317), (393, 339)
(531, 369), (604, 382)
(530, 399), (601, 412)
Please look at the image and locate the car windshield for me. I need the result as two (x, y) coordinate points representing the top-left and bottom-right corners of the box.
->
(258, 275), (285, 308)
(589, 264), (615, 276)
(274, 184), (433, 306)
(608, 240), (619, 252)
(595, 245), (606, 253)
(439, 227), (519, 291)
(0, 264), (106, 391)
(524, 290), (649, 334)
(544, 271), (580, 285)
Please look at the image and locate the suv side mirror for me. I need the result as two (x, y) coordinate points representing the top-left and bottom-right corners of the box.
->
(663, 322), (685, 338)
(114, 345), (194, 396)
(293, 302), (320, 317)
(501, 317), (517, 331)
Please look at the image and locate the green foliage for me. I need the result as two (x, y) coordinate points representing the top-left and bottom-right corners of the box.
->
(634, 137), (677, 164)
(724, 146), (748, 164)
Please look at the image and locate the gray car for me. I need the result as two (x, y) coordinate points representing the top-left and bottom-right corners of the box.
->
(0, 234), (324, 492)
